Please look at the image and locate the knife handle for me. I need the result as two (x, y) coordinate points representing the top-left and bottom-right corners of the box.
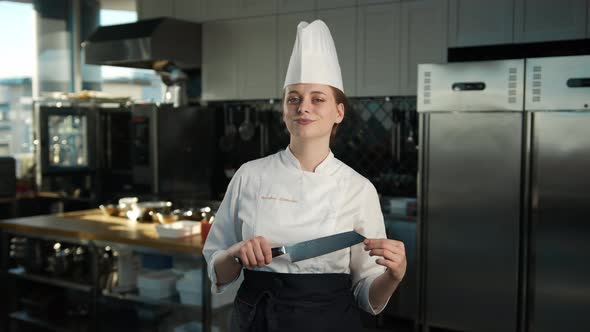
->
(233, 246), (286, 266)
(272, 246), (286, 257)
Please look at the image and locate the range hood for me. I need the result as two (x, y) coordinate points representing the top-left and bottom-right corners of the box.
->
(82, 17), (201, 70)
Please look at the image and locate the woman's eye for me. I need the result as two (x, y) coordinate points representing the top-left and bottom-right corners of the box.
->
(287, 97), (300, 104)
(313, 98), (325, 103)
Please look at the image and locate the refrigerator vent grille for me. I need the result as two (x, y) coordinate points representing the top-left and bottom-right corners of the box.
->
(532, 66), (542, 102)
(423, 71), (431, 105)
(508, 67), (518, 104)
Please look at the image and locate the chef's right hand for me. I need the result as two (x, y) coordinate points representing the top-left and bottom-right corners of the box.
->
(230, 236), (273, 268)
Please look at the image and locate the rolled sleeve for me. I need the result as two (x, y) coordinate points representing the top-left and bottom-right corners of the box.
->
(208, 251), (241, 293)
(352, 272), (383, 315)
(203, 167), (244, 293)
(350, 180), (390, 315)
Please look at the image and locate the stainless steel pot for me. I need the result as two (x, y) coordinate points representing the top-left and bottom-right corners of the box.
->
(126, 201), (173, 222)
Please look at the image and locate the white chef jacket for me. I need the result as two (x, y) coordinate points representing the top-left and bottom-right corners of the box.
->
(203, 147), (389, 315)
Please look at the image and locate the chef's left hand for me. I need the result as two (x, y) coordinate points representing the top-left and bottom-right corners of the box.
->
(364, 238), (407, 282)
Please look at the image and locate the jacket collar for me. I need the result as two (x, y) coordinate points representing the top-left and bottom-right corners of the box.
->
(282, 146), (335, 174)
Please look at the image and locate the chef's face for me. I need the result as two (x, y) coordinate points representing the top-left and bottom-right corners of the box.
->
(283, 83), (344, 140)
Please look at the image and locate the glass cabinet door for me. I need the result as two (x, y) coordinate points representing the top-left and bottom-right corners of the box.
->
(48, 114), (88, 167)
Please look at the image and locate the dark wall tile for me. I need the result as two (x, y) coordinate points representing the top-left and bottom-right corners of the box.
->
(208, 96), (418, 198)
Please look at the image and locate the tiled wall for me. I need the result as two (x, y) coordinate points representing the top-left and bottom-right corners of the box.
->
(208, 96), (417, 199)
(335, 96), (417, 197)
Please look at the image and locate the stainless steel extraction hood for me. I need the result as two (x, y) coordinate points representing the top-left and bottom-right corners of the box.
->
(82, 17), (201, 70)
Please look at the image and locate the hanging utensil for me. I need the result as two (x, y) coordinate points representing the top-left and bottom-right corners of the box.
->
(405, 110), (417, 153)
(392, 111), (402, 163)
(406, 110), (414, 143)
(255, 108), (265, 157)
(239, 107), (255, 141)
(227, 105), (238, 138)
(218, 105), (227, 150)
(265, 105), (274, 153)
(218, 105), (236, 153)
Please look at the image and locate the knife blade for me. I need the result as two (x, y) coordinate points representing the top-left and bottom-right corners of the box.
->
(234, 231), (366, 265)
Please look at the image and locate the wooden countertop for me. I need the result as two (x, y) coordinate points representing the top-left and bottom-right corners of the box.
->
(0, 209), (204, 255)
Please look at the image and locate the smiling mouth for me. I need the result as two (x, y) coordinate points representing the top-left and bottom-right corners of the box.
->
(295, 119), (314, 125)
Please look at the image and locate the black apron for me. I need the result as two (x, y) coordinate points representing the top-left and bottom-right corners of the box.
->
(231, 269), (364, 332)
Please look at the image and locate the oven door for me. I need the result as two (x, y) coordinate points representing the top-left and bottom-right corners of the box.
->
(97, 108), (133, 198)
(38, 105), (97, 174)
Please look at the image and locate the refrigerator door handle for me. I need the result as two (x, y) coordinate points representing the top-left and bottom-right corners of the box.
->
(566, 78), (590, 88)
(451, 82), (486, 91)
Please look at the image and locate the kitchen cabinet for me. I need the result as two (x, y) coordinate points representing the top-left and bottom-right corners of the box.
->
(277, 0), (315, 14)
(448, 0), (514, 47)
(201, 0), (237, 21)
(235, 16), (278, 99)
(318, 7), (357, 96)
(317, 0), (357, 10)
(514, 0), (587, 42)
(174, 0), (203, 22)
(235, 0), (276, 17)
(400, 0), (448, 96)
(360, 0), (400, 5)
(137, 0), (175, 19)
(356, 3), (401, 96)
(203, 17), (277, 101)
(202, 20), (239, 101)
(277, 11), (316, 97)
(201, 0), (276, 20)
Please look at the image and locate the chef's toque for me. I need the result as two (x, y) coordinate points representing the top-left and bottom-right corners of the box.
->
(283, 20), (344, 93)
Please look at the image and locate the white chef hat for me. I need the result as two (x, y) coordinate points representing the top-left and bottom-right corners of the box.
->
(283, 20), (344, 93)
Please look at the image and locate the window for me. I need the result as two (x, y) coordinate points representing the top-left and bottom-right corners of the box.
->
(0, 2), (35, 163)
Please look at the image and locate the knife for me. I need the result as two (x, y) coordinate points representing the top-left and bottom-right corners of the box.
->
(234, 231), (365, 265)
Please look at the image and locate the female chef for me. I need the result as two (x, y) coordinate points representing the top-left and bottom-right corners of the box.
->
(203, 20), (406, 332)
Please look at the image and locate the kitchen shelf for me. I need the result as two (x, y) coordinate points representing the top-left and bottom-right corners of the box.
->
(9, 310), (86, 332)
(383, 213), (416, 223)
(101, 290), (202, 315)
(101, 290), (232, 315)
(106, 169), (133, 175)
(36, 192), (94, 202)
(0, 197), (17, 204)
(1, 221), (214, 332)
(8, 267), (93, 293)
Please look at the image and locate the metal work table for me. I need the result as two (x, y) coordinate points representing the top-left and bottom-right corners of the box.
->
(0, 209), (219, 332)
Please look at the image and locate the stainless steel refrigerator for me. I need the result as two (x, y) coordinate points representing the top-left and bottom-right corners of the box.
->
(417, 59), (525, 332)
(417, 56), (590, 332)
(524, 55), (590, 332)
